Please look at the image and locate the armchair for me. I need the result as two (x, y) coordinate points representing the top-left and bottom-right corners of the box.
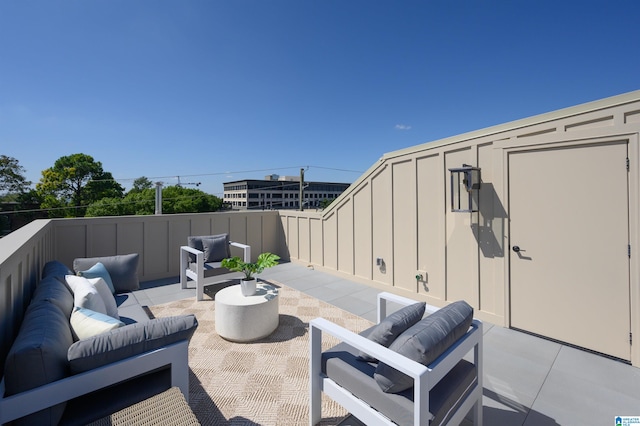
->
(310, 292), (483, 425)
(180, 233), (251, 301)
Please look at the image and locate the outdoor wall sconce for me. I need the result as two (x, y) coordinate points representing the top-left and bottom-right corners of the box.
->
(449, 164), (481, 212)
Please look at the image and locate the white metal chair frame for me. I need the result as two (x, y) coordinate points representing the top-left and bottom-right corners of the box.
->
(0, 341), (189, 424)
(310, 292), (483, 426)
(180, 241), (251, 301)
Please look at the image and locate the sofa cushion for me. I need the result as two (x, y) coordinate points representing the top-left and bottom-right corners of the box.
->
(68, 314), (198, 374)
(117, 303), (153, 325)
(66, 275), (108, 315)
(42, 260), (73, 280)
(70, 307), (125, 340)
(188, 234), (229, 262)
(73, 253), (140, 292)
(31, 275), (74, 318)
(77, 261), (115, 293)
(374, 300), (474, 393)
(357, 302), (426, 362)
(4, 300), (74, 425)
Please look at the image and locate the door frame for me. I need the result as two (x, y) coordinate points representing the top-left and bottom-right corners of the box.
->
(499, 132), (640, 365)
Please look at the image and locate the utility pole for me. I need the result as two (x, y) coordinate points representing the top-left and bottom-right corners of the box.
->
(299, 168), (305, 211)
(154, 182), (163, 215)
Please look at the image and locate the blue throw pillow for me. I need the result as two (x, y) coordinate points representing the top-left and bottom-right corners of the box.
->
(77, 262), (115, 293)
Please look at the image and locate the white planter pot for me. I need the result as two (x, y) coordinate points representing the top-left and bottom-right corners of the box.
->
(240, 279), (257, 296)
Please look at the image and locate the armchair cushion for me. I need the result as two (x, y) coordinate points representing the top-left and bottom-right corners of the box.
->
(202, 234), (230, 262)
(68, 314), (198, 374)
(323, 332), (477, 425)
(74, 253), (140, 292)
(357, 302), (426, 362)
(374, 300), (474, 393)
(187, 233), (230, 263)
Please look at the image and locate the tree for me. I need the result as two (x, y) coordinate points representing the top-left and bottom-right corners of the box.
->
(319, 198), (335, 209)
(36, 153), (124, 217)
(0, 155), (31, 195)
(85, 185), (223, 217)
(161, 186), (222, 214)
(131, 176), (154, 193)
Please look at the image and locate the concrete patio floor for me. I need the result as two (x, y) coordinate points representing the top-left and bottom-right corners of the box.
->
(135, 262), (640, 426)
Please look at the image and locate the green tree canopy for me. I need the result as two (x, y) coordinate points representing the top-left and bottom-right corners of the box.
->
(0, 155), (31, 195)
(36, 153), (124, 217)
(85, 185), (222, 217)
(130, 176), (154, 193)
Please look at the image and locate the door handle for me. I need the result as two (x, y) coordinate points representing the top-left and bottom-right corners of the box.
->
(512, 246), (521, 253)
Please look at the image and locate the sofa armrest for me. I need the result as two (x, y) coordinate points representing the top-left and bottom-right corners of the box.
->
(0, 341), (189, 424)
(68, 315), (198, 373)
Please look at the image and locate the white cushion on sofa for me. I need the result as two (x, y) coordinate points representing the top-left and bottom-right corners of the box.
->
(70, 307), (125, 340)
(87, 277), (119, 319)
(66, 275), (108, 315)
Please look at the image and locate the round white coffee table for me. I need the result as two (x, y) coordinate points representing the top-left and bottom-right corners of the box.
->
(215, 282), (279, 342)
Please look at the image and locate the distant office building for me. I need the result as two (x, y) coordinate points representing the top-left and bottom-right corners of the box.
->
(223, 175), (350, 210)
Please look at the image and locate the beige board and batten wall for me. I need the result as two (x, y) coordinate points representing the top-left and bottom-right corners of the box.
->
(280, 90), (640, 366)
(52, 211), (282, 282)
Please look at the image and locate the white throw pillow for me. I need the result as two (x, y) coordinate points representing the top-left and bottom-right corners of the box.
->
(65, 275), (108, 315)
(87, 277), (119, 319)
(70, 307), (124, 340)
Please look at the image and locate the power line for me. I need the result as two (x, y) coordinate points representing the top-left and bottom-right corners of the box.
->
(85, 165), (364, 185)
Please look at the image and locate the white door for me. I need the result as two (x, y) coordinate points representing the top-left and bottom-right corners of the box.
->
(509, 141), (631, 361)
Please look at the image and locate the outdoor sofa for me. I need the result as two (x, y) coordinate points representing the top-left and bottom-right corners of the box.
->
(0, 254), (198, 425)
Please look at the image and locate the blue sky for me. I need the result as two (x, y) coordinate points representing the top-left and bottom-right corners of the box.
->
(1, 1), (639, 196)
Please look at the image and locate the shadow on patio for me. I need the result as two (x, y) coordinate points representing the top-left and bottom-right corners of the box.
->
(137, 262), (640, 426)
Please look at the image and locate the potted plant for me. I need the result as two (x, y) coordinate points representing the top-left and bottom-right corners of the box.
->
(221, 252), (280, 296)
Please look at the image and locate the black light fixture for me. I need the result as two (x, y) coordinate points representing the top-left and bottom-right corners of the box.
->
(448, 164), (481, 212)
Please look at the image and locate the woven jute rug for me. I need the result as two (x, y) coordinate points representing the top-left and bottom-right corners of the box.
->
(149, 280), (374, 426)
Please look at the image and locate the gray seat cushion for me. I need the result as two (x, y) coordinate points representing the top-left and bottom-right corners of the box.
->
(188, 261), (230, 278)
(374, 300), (474, 393)
(117, 302), (153, 325)
(358, 302), (426, 362)
(112, 291), (147, 322)
(4, 300), (74, 425)
(73, 253), (140, 292)
(68, 314), (198, 374)
(323, 327), (477, 425)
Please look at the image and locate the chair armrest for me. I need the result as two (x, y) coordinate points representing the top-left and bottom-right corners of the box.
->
(376, 292), (430, 323)
(310, 317), (428, 380)
(180, 245), (202, 256)
(230, 241), (251, 263)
